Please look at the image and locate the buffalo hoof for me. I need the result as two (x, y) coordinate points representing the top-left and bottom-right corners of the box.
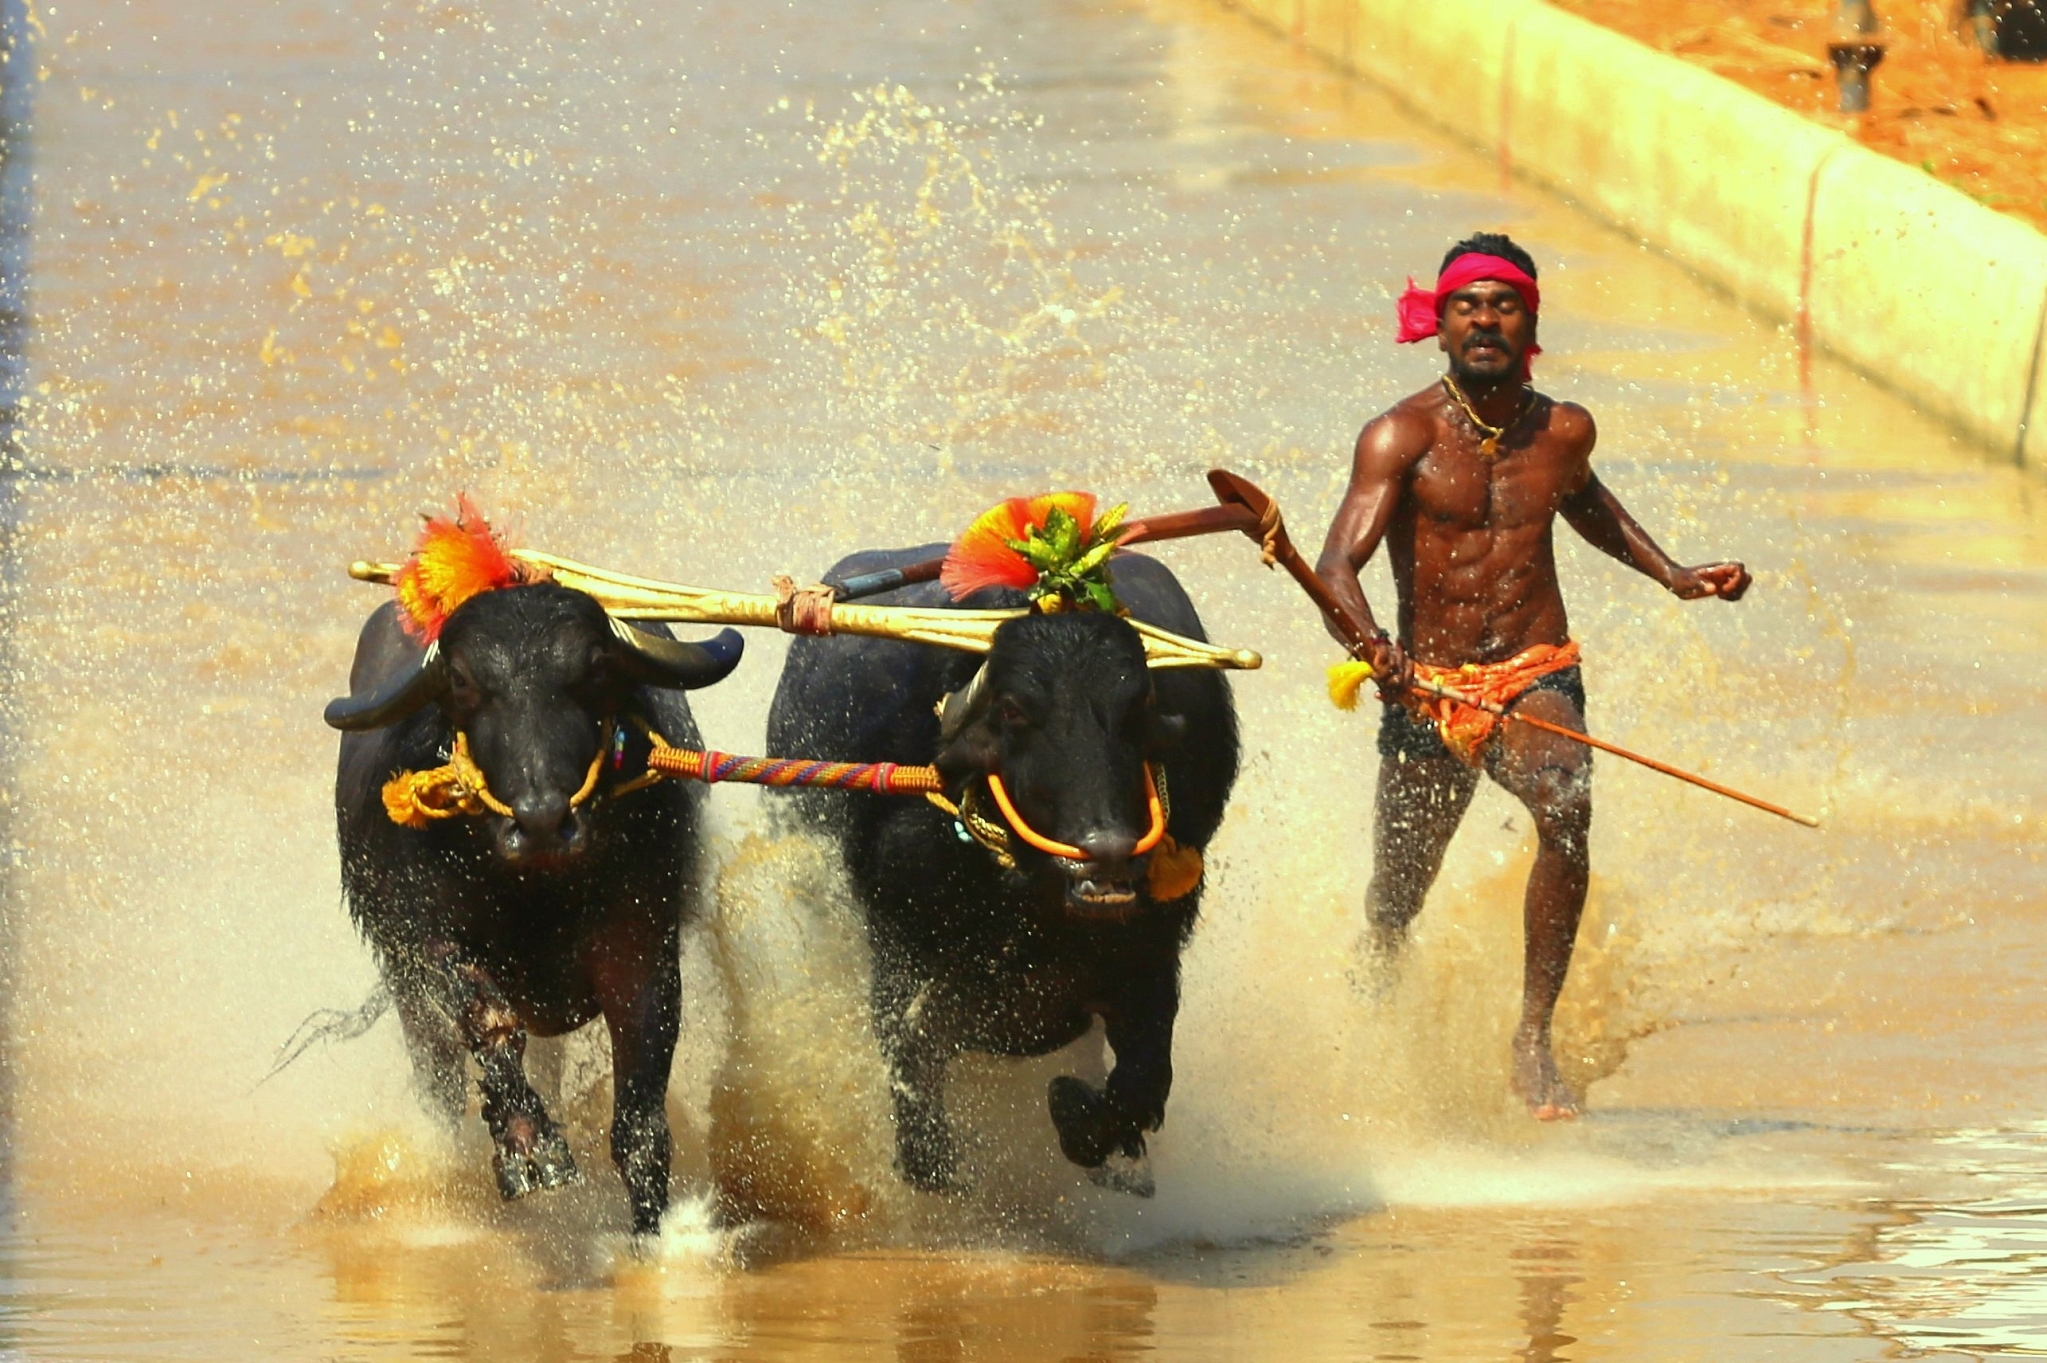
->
(1086, 1149), (1156, 1199)
(493, 1126), (581, 1201)
(1048, 1075), (1145, 1171)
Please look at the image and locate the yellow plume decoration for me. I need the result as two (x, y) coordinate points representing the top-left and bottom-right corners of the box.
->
(1327, 659), (1377, 711)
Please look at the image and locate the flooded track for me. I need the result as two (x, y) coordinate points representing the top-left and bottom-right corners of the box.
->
(2, 0), (2046, 1357)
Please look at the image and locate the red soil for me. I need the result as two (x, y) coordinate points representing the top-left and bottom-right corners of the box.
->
(1546, 0), (2047, 230)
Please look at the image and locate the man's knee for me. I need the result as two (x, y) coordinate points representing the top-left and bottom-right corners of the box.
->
(1525, 765), (1592, 850)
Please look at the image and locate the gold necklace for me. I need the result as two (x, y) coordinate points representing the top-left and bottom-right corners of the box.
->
(1442, 375), (1534, 458)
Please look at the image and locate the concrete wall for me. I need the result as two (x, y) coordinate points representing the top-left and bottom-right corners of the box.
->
(1225, 0), (2047, 470)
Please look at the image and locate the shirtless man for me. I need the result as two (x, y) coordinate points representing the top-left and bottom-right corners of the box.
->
(1316, 233), (1750, 1119)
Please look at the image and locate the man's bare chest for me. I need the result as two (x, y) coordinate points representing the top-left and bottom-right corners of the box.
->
(1406, 440), (1575, 532)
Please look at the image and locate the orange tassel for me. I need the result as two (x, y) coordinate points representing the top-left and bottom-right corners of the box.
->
(392, 495), (542, 641)
(940, 492), (1097, 600)
(1146, 836), (1204, 902)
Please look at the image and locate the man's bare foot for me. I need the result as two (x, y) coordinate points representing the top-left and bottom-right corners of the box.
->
(1511, 1030), (1581, 1121)
(1347, 922), (1407, 1000)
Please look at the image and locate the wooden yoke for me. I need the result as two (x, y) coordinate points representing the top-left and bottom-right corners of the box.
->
(348, 552), (1262, 672)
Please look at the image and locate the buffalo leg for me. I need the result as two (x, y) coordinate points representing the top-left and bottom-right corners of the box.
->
(391, 982), (467, 1129)
(1049, 970), (1177, 1172)
(872, 965), (960, 1192)
(594, 940), (681, 1235)
(446, 958), (580, 1200)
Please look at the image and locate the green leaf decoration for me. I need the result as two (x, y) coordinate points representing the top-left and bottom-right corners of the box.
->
(1003, 499), (1129, 614)
(1050, 508), (1082, 562)
(1071, 537), (1119, 578)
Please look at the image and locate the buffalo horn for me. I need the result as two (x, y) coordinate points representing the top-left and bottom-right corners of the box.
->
(608, 618), (746, 690)
(323, 643), (449, 731)
(937, 660), (992, 743)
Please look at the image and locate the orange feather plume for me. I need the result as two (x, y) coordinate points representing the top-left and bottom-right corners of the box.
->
(940, 492), (1097, 600)
(392, 495), (543, 641)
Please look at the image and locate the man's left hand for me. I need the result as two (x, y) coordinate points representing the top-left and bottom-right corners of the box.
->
(1669, 561), (1751, 601)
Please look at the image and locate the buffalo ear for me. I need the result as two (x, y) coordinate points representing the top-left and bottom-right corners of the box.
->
(934, 673), (1000, 783)
(935, 721), (1000, 785)
(934, 660), (1009, 782)
(1143, 710), (1189, 754)
(934, 661), (999, 782)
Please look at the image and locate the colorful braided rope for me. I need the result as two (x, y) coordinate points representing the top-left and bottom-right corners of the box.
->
(644, 745), (942, 795)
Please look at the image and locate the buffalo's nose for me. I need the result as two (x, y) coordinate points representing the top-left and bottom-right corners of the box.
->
(1076, 829), (1138, 867)
(512, 791), (572, 848)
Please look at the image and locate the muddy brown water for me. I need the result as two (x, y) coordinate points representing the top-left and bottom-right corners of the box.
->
(3, 0), (2046, 1358)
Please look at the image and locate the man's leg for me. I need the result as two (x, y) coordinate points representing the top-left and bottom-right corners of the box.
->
(1487, 685), (1593, 1120)
(1363, 707), (1481, 977)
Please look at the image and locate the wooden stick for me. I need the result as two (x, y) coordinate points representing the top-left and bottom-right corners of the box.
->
(1119, 502), (1264, 547)
(1204, 468), (1821, 829)
(1408, 676), (1820, 827)
(827, 502), (1263, 601)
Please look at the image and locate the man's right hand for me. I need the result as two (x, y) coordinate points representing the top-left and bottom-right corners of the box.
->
(1366, 633), (1411, 700)
(1668, 561), (1752, 601)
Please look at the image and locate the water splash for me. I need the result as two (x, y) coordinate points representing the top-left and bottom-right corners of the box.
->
(795, 81), (1128, 471)
(5, 0), (2045, 1354)
(705, 829), (892, 1233)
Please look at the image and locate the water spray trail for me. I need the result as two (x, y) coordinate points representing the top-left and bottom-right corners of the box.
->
(0, 0), (31, 1202)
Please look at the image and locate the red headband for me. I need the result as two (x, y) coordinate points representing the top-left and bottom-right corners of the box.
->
(1395, 253), (1542, 375)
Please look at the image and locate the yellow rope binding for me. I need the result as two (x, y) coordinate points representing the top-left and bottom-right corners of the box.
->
(382, 731), (606, 830)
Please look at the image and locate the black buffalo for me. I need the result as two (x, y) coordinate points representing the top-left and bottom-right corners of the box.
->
(766, 548), (1239, 1193)
(326, 583), (742, 1233)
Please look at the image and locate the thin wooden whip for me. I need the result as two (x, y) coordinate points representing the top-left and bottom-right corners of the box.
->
(1204, 468), (1820, 829)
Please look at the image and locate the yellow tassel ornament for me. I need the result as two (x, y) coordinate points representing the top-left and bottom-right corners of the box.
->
(1326, 659), (1377, 711)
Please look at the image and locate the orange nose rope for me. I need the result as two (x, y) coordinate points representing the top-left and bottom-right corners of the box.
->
(984, 765), (1167, 862)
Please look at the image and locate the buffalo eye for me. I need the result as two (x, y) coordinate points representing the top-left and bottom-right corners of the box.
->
(995, 696), (1030, 731)
(446, 660), (482, 710)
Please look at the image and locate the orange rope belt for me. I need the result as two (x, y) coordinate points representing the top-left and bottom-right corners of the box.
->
(1407, 640), (1581, 766)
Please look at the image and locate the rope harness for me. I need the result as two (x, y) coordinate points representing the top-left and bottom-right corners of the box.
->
(381, 720), (1203, 900)
(383, 726), (609, 828)
(985, 767), (1166, 860)
(924, 768), (1203, 902)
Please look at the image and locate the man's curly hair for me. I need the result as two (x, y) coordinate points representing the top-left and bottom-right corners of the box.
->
(1441, 232), (1537, 279)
